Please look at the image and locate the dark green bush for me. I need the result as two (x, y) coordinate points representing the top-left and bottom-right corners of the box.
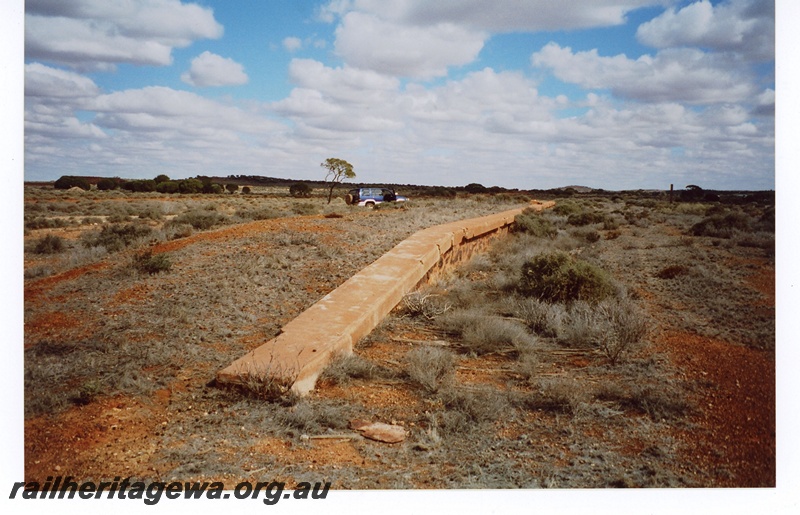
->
(153, 174), (170, 184)
(242, 186), (252, 194)
(514, 209), (557, 238)
(96, 178), (120, 191)
(34, 234), (66, 254)
(464, 183), (488, 194)
(132, 250), (172, 274)
(156, 181), (180, 194)
(520, 252), (614, 303)
(83, 223), (153, 252)
(178, 179), (204, 194)
(552, 202), (581, 216)
(121, 180), (157, 193)
(289, 183), (312, 197)
(567, 211), (608, 226)
(54, 176), (90, 190)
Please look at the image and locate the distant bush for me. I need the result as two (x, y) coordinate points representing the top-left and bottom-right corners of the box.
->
(427, 186), (457, 198)
(153, 174), (170, 184)
(156, 181), (180, 194)
(242, 186), (252, 194)
(132, 250), (172, 275)
(289, 183), (312, 198)
(178, 179), (204, 194)
(464, 183), (488, 194)
(514, 209), (557, 238)
(96, 178), (120, 191)
(54, 176), (90, 191)
(173, 210), (227, 230)
(520, 252), (614, 303)
(34, 234), (66, 254)
(121, 180), (157, 193)
(225, 183), (239, 194)
(83, 223), (153, 252)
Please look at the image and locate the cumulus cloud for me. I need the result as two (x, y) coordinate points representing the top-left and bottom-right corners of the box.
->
(636, 0), (774, 61)
(531, 42), (757, 104)
(181, 51), (248, 87)
(333, 11), (486, 78)
(283, 37), (303, 52)
(323, 0), (665, 31)
(25, 0), (223, 69)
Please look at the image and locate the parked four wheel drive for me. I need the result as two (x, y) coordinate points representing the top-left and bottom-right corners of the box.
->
(345, 187), (409, 207)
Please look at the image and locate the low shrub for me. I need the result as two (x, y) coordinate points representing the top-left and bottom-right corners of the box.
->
(655, 265), (690, 279)
(235, 207), (281, 221)
(519, 252), (614, 303)
(320, 354), (396, 386)
(567, 211), (607, 226)
(690, 212), (752, 238)
(132, 250), (172, 274)
(34, 234), (66, 254)
(173, 210), (227, 230)
(514, 209), (557, 238)
(513, 377), (587, 414)
(83, 223), (153, 252)
(406, 347), (456, 394)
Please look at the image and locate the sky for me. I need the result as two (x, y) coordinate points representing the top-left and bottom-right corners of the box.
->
(21, 0), (776, 191)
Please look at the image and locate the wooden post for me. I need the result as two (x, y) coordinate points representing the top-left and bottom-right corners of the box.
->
(669, 184), (674, 203)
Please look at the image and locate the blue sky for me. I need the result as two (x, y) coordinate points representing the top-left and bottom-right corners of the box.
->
(21, 0), (776, 190)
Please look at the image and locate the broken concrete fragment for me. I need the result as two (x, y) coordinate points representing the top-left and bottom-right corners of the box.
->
(351, 420), (407, 443)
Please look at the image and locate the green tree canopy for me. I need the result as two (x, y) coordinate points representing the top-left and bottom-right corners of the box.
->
(321, 158), (355, 204)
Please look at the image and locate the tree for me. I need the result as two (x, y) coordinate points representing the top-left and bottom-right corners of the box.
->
(321, 158), (355, 204)
(290, 183), (312, 198)
(225, 183), (239, 194)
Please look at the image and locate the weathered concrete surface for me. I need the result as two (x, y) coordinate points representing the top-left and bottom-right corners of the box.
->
(216, 200), (555, 395)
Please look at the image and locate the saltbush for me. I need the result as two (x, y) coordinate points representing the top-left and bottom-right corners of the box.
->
(514, 209), (557, 238)
(83, 223), (153, 252)
(34, 234), (66, 254)
(690, 212), (752, 238)
(519, 252), (614, 303)
(133, 250), (172, 275)
(173, 210), (227, 230)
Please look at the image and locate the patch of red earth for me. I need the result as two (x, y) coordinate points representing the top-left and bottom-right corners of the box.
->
(656, 330), (775, 487)
(251, 436), (372, 469)
(25, 262), (109, 305)
(24, 311), (93, 347)
(25, 395), (168, 482)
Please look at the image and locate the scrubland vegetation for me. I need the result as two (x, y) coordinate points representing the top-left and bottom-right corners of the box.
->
(23, 181), (774, 488)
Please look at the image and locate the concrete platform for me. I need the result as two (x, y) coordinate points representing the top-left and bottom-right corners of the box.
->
(216, 200), (555, 395)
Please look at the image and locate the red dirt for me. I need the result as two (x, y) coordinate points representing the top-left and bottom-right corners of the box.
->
(23, 211), (776, 488)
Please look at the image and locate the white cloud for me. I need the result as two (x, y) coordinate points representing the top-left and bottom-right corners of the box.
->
(532, 42), (756, 104)
(637, 0), (774, 61)
(25, 0), (223, 69)
(325, 0), (666, 31)
(333, 11), (486, 78)
(181, 51), (248, 87)
(283, 37), (303, 52)
(24, 62), (100, 101)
